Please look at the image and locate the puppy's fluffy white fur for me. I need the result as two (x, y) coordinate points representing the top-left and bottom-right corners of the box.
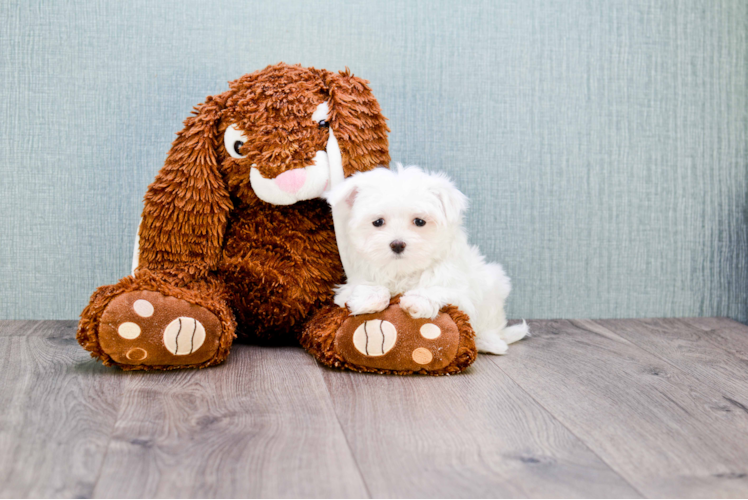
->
(326, 164), (528, 355)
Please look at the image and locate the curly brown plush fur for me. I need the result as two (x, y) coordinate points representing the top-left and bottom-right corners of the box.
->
(137, 64), (388, 288)
(219, 197), (341, 342)
(78, 63), (389, 368)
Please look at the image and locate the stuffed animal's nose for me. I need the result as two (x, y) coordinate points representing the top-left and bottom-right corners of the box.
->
(390, 240), (406, 254)
(274, 168), (307, 193)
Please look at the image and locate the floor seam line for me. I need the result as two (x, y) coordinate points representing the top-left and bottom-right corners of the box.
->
(89, 375), (128, 498)
(674, 318), (748, 366)
(315, 362), (374, 499)
(583, 319), (748, 403)
(485, 343), (648, 499)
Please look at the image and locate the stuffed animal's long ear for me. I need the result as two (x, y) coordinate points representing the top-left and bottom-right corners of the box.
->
(324, 69), (390, 177)
(429, 173), (469, 226)
(136, 93), (233, 280)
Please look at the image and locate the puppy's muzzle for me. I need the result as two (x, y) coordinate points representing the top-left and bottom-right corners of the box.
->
(390, 240), (406, 254)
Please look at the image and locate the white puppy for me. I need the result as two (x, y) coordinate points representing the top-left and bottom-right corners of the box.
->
(326, 164), (528, 355)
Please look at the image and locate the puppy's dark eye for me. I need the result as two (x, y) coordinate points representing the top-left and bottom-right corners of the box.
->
(372, 218), (385, 227)
(413, 218), (426, 227)
(233, 141), (244, 156)
(318, 120), (330, 128)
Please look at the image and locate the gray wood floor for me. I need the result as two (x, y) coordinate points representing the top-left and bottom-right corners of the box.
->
(1, 318), (748, 498)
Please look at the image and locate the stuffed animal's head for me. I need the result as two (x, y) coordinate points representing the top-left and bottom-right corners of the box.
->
(175, 63), (389, 206)
(139, 63), (389, 274)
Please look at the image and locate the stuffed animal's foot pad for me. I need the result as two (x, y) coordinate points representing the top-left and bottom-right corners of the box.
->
(98, 291), (222, 366)
(336, 305), (460, 372)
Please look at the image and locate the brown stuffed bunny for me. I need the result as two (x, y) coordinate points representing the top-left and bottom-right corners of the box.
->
(77, 63), (476, 374)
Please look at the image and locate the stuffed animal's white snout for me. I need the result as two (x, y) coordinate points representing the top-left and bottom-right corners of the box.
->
(247, 102), (345, 205)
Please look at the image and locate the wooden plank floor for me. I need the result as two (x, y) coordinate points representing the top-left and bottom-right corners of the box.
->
(1, 318), (748, 498)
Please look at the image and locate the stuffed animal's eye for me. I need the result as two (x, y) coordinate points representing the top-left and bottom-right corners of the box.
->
(224, 124), (248, 159)
(372, 218), (385, 227)
(413, 218), (426, 227)
(312, 102), (330, 129)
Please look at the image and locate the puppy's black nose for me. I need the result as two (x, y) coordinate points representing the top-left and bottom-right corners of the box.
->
(390, 240), (406, 254)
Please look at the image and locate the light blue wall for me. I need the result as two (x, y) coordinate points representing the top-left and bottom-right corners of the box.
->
(1, 0), (746, 321)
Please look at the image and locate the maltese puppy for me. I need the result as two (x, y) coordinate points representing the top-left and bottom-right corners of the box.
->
(326, 164), (528, 355)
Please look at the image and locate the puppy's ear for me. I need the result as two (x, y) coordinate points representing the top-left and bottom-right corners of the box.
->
(324, 178), (359, 209)
(429, 174), (469, 225)
(322, 68), (390, 177)
(137, 92), (233, 280)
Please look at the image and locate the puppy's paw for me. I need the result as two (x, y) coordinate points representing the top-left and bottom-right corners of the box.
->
(475, 331), (509, 355)
(400, 293), (441, 319)
(346, 285), (391, 315)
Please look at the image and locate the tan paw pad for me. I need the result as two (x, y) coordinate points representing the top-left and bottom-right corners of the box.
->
(352, 319), (397, 356)
(118, 322), (141, 339)
(133, 299), (154, 317)
(412, 347), (433, 364)
(163, 317), (206, 355)
(126, 347), (148, 361)
(419, 323), (441, 339)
